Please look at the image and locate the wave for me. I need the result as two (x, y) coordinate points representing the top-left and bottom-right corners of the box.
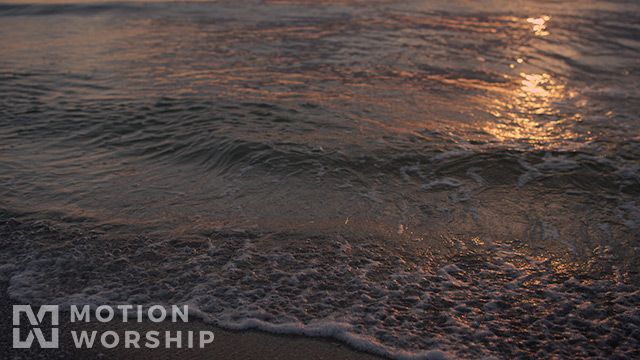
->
(1, 213), (638, 359)
(0, 2), (150, 16)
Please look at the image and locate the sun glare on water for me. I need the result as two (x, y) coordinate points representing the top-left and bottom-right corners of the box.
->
(484, 71), (581, 147)
(527, 15), (551, 36)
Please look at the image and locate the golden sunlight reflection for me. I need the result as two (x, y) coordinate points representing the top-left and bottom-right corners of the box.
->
(521, 73), (551, 97)
(484, 72), (580, 146)
(527, 15), (551, 36)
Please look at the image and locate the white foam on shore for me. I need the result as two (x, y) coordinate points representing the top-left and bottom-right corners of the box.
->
(421, 178), (462, 190)
(2, 226), (639, 360)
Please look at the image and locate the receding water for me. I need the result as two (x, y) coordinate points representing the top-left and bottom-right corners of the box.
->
(1, 0), (639, 358)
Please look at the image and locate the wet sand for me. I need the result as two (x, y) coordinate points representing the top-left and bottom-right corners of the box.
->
(2, 280), (386, 360)
(0, 212), (385, 360)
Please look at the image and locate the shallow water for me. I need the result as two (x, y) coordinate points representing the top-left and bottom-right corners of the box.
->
(1, 0), (639, 358)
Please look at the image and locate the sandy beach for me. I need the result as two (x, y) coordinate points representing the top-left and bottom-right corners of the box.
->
(1, 212), (385, 359)
(2, 281), (385, 360)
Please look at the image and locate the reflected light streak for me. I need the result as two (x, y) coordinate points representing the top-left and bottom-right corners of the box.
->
(484, 71), (580, 147)
(527, 15), (551, 36)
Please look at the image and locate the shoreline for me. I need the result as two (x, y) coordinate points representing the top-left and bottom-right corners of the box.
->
(2, 209), (639, 359)
(2, 280), (386, 360)
(0, 211), (386, 359)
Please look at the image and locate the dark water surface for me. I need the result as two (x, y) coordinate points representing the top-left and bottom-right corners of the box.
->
(1, 0), (639, 358)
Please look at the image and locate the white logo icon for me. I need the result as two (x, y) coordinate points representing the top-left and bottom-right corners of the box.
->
(13, 305), (59, 348)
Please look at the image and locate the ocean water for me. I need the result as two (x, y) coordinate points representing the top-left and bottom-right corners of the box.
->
(1, 0), (639, 358)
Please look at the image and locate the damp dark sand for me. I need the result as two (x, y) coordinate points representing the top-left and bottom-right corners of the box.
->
(2, 282), (384, 360)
